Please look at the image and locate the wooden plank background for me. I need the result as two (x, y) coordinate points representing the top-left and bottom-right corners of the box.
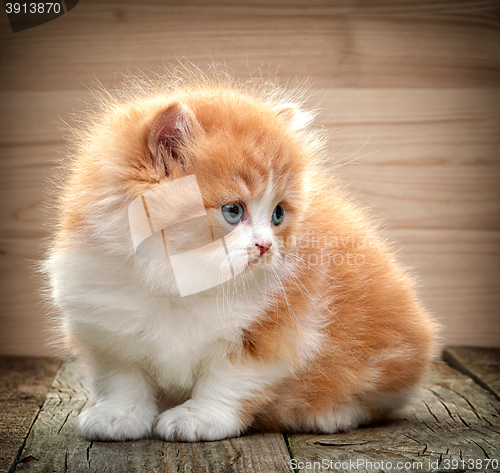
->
(0, 0), (499, 356)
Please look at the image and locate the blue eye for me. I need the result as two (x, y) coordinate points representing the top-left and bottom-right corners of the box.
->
(222, 202), (244, 225)
(272, 204), (285, 225)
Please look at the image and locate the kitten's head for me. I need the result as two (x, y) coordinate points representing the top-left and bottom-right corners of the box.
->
(66, 81), (322, 296)
(122, 88), (319, 294)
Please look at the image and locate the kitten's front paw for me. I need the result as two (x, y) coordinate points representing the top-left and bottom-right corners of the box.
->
(79, 403), (154, 441)
(155, 400), (242, 442)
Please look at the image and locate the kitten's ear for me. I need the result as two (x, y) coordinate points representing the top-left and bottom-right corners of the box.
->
(148, 103), (199, 176)
(277, 104), (314, 131)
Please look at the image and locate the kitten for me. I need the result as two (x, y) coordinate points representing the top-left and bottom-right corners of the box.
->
(44, 66), (438, 442)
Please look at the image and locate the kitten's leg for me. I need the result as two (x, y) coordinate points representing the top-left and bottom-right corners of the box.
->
(79, 363), (157, 441)
(288, 388), (415, 434)
(155, 355), (281, 442)
(296, 402), (371, 433)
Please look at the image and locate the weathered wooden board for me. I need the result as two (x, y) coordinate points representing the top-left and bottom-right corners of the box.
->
(287, 362), (500, 473)
(1, 1), (499, 91)
(444, 347), (500, 401)
(3, 89), (500, 233)
(387, 228), (500, 349)
(5, 352), (500, 472)
(13, 360), (293, 473)
(0, 357), (59, 473)
(2, 229), (499, 357)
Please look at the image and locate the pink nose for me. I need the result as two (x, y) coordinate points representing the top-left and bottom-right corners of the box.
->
(256, 242), (272, 256)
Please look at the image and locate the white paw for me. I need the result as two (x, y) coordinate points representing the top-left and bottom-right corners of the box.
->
(155, 400), (242, 442)
(79, 402), (154, 441)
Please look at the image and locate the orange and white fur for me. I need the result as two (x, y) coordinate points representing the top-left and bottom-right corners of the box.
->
(45, 68), (438, 442)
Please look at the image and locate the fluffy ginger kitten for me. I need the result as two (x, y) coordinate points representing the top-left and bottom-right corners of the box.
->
(45, 67), (438, 442)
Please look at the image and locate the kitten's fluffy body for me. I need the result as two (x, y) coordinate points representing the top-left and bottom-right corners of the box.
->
(45, 68), (438, 442)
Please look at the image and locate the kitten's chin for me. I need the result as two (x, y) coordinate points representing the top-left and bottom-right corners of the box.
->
(248, 255), (261, 265)
(247, 251), (276, 268)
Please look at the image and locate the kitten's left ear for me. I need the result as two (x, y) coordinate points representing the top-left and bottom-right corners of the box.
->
(148, 103), (200, 175)
(277, 104), (314, 131)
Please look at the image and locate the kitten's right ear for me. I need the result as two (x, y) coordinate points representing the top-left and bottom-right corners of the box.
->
(148, 103), (199, 176)
(276, 104), (314, 131)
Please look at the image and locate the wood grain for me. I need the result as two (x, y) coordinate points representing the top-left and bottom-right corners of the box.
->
(444, 346), (500, 400)
(1, 0), (500, 355)
(0, 357), (59, 473)
(13, 360), (294, 473)
(287, 362), (500, 473)
(1, 1), (499, 91)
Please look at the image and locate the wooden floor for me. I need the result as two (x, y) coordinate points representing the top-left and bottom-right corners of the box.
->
(1, 1), (500, 356)
(1, 348), (499, 473)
